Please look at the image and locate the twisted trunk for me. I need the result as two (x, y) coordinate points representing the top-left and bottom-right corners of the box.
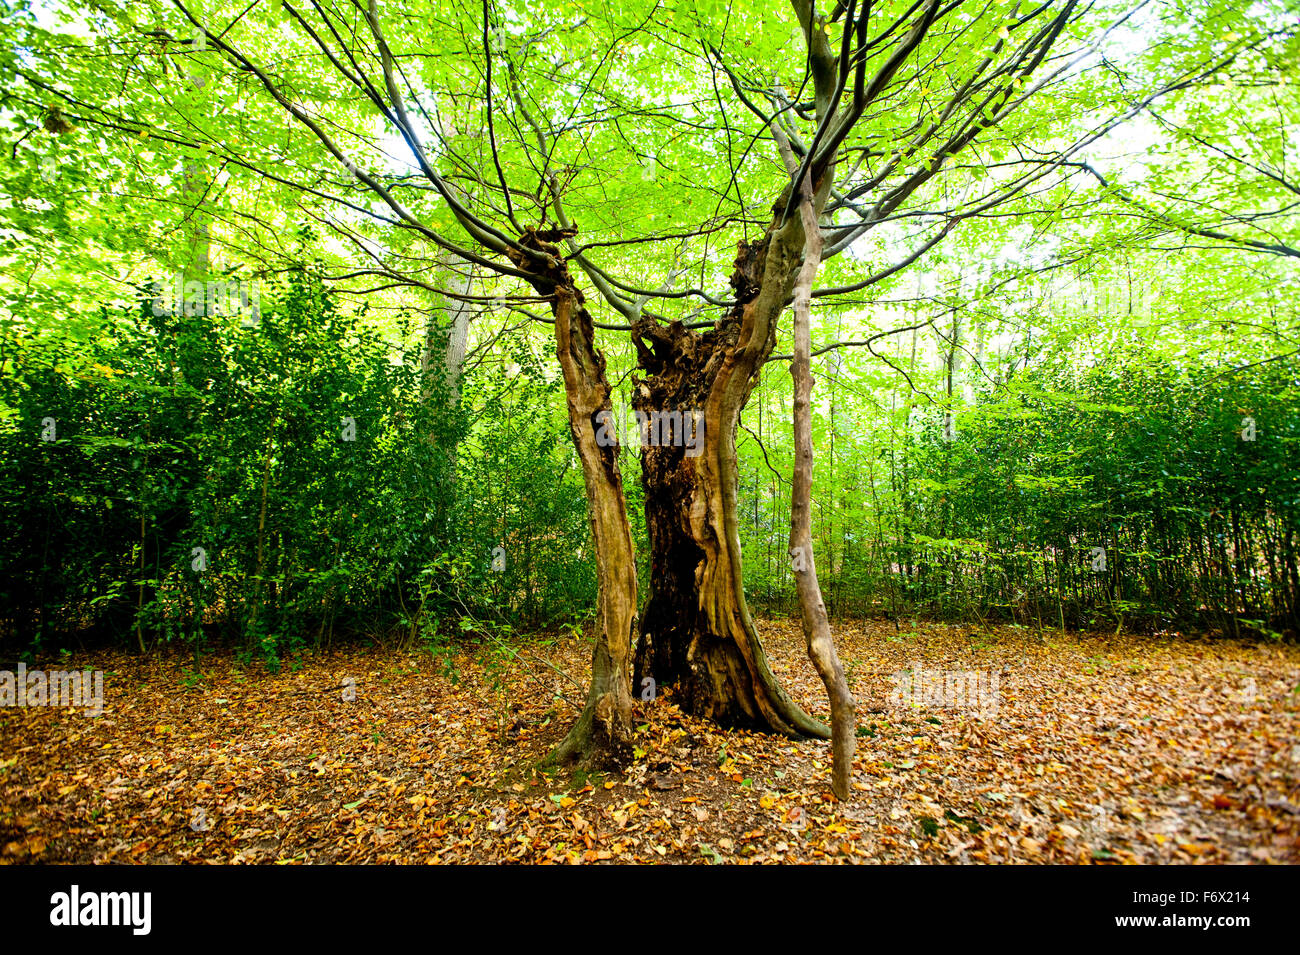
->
(631, 212), (828, 739)
(508, 229), (637, 768)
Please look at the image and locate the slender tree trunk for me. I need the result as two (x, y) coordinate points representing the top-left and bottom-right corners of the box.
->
(247, 448), (273, 645)
(421, 253), (473, 541)
(135, 509), (147, 653)
(178, 67), (211, 282)
(780, 130), (856, 798)
(422, 255), (473, 406)
(181, 156), (210, 280)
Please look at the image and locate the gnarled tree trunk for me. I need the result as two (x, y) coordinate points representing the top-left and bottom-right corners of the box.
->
(631, 213), (828, 739)
(508, 228), (637, 769)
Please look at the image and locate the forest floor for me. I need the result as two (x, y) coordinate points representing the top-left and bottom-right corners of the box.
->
(2, 619), (1298, 864)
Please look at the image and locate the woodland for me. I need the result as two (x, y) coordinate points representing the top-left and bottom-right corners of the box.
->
(0, 0), (1298, 865)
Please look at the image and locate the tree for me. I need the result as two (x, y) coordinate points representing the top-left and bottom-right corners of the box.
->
(5, 0), (1225, 774)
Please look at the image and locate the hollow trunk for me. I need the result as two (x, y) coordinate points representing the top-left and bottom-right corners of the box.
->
(631, 217), (827, 739)
(509, 229), (637, 769)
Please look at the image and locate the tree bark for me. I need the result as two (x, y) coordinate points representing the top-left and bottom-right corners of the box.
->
(178, 67), (211, 282)
(779, 128), (856, 799)
(508, 228), (637, 769)
(422, 253), (473, 408)
(421, 251), (473, 534)
(630, 206), (828, 739)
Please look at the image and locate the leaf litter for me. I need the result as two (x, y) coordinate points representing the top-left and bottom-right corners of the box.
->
(1, 620), (1296, 864)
